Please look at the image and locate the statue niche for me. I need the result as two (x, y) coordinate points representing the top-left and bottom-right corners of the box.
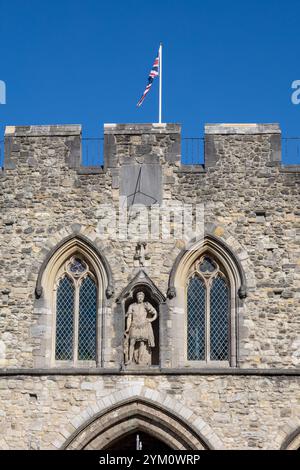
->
(124, 291), (157, 366)
(116, 270), (165, 368)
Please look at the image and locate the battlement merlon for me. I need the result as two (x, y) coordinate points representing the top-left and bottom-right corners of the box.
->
(4, 125), (82, 170)
(104, 123), (181, 169)
(2, 122), (284, 171)
(204, 123), (281, 168)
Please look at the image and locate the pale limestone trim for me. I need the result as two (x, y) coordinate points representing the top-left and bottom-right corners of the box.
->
(286, 431), (300, 450)
(47, 240), (106, 368)
(0, 439), (9, 450)
(277, 417), (300, 450)
(86, 416), (186, 450)
(285, 433), (300, 450)
(51, 386), (224, 450)
(185, 255), (230, 364)
(4, 126), (15, 135)
(171, 237), (243, 368)
(52, 257), (97, 366)
(32, 229), (110, 368)
(205, 123), (281, 135)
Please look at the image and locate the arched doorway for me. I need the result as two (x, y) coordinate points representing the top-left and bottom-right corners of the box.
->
(63, 398), (210, 450)
(105, 431), (171, 451)
(281, 427), (300, 450)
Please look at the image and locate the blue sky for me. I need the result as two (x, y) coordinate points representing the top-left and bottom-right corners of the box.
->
(0, 0), (300, 163)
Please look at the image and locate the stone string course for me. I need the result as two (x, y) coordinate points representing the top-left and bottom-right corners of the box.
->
(0, 123), (299, 449)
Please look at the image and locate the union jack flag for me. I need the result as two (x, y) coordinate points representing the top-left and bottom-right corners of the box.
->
(137, 52), (159, 107)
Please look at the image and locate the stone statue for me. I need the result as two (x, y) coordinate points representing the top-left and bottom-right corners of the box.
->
(124, 291), (157, 366)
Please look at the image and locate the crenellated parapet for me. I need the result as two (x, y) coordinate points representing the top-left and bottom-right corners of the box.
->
(2, 122), (300, 176)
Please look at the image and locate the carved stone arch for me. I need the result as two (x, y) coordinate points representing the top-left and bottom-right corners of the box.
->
(35, 233), (114, 300)
(114, 270), (167, 368)
(54, 387), (223, 450)
(32, 234), (114, 368)
(167, 233), (247, 300)
(64, 399), (207, 450)
(280, 424), (300, 450)
(166, 233), (248, 368)
(116, 269), (166, 304)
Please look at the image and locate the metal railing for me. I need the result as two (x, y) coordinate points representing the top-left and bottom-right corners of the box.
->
(81, 138), (104, 166)
(181, 137), (300, 165)
(1, 136), (299, 168)
(282, 138), (300, 164)
(0, 140), (4, 169)
(181, 138), (204, 165)
(81, 137), (204, 167)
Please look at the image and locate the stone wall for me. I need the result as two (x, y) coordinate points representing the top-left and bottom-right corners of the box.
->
(0, 122), (299, 449)
(0, 123), (299, 369)
(0, 373), (299, 450)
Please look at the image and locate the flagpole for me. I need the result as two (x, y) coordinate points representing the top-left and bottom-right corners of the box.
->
(159, 43), (162, 123)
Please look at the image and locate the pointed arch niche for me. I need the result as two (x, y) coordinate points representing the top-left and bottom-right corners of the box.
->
(115, 270), (167, 369)
(61, 397), (213, 451)
(167, 235), (247, 368)
(32, 235), (114, 368)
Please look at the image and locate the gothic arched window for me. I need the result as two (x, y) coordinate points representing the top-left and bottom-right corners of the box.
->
(187, 255), (230, 363)
(55, 256), (97, 363)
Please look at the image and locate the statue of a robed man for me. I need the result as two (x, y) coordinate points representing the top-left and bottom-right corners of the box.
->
(124, 291), (157, 366)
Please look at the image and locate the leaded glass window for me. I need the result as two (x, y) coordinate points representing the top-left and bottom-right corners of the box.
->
(56, 276), (74, 360)
(187, 255), (230, 363)
(187, 277), (205, 360)
(55, 256), (97, 363)
(78, 276), (97, 360)
(210, 276), (229, 360)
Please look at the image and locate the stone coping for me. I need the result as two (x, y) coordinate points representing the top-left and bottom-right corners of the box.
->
(104, 123), (181, 134)
(5, 125), (82, 136)
(175, 165), (205, 173)
(2, 123), (285, 139)
(0, 368), (299, 376)
(77, 167), (104, 175)
(205, 123), (281, 135)
(280, 165), (300, 173)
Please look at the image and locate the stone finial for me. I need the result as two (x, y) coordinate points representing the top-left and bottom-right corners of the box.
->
(134, 242), (150, 267)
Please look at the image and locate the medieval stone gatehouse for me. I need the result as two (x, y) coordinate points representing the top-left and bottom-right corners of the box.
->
(0, 122), (299, 450)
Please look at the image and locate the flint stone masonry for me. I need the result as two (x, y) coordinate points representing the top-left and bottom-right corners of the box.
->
(0, 375), (298, 450)
(0, 122), (299, 449)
